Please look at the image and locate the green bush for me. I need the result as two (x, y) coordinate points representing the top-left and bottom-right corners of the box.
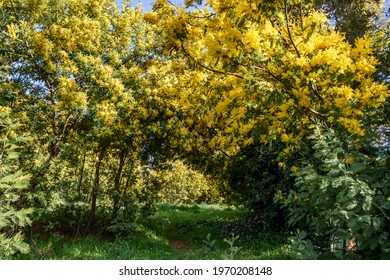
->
(0, 107), (32, 257)
(225, 142), (293, 229)
(278, 124), (390, 259)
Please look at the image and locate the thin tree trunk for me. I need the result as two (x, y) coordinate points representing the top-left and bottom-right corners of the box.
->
(85, 144), (107, 232)
(77, 151), (86, 198)
(111, 149), (126, 221)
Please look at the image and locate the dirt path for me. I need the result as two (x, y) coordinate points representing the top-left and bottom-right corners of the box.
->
(169, 238), (188, 251)
(167, 227), (190, 252)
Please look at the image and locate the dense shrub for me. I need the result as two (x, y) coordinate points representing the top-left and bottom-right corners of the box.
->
(0, 107), (32, 257)
(277, 124), (390, 259)
(225, 142), (294, 229)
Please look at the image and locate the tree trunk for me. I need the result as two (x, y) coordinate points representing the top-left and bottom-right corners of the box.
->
(77, 151), (86, 198)
(111, 149), (126, 221)
(85, 144), (107, 232)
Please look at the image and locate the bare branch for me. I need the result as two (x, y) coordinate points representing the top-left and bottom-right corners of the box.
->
(308, 108), (327, 117)
(284, 0), (301, 58)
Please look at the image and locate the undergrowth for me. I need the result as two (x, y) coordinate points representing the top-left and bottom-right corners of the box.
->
(7, 203), (291, 260)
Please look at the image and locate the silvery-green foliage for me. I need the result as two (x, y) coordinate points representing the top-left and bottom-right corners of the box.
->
(284, 124), (389, 259)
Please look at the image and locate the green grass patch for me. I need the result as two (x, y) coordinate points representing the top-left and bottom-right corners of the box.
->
(9, 203), (291, 260)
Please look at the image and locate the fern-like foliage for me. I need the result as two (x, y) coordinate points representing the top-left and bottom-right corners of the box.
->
(0, 107), (32, 257)
(279, 123), (390, 259)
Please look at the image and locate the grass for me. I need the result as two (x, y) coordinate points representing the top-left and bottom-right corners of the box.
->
(10, 203), (291, 260)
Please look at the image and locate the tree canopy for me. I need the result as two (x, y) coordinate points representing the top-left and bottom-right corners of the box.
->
(0, 0), (389, 259)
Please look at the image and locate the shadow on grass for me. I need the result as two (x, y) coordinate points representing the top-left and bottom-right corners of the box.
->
(11, 203), (291, 260)
(12, 228), (175, 260)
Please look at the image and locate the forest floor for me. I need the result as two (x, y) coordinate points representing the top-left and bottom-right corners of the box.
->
(10, 203), (291, 260)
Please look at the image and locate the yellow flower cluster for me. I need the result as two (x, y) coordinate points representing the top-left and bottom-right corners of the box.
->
(150, 0), (388, 155)
(338, 117), (365, 136)
(57, 77), (88, 110)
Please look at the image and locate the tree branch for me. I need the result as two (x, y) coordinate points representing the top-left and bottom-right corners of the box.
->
(216, 148), (230, 158)
(247, 65), (327, 118)
(308, 108), (327, 117)
(180, 41), (245, 79)
(373, 200), (390, 223)
(284, 0), (301, 58)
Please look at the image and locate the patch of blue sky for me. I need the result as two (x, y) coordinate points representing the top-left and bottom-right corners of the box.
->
(116, 0), (188, 11)
(117, 0), (390, 14)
